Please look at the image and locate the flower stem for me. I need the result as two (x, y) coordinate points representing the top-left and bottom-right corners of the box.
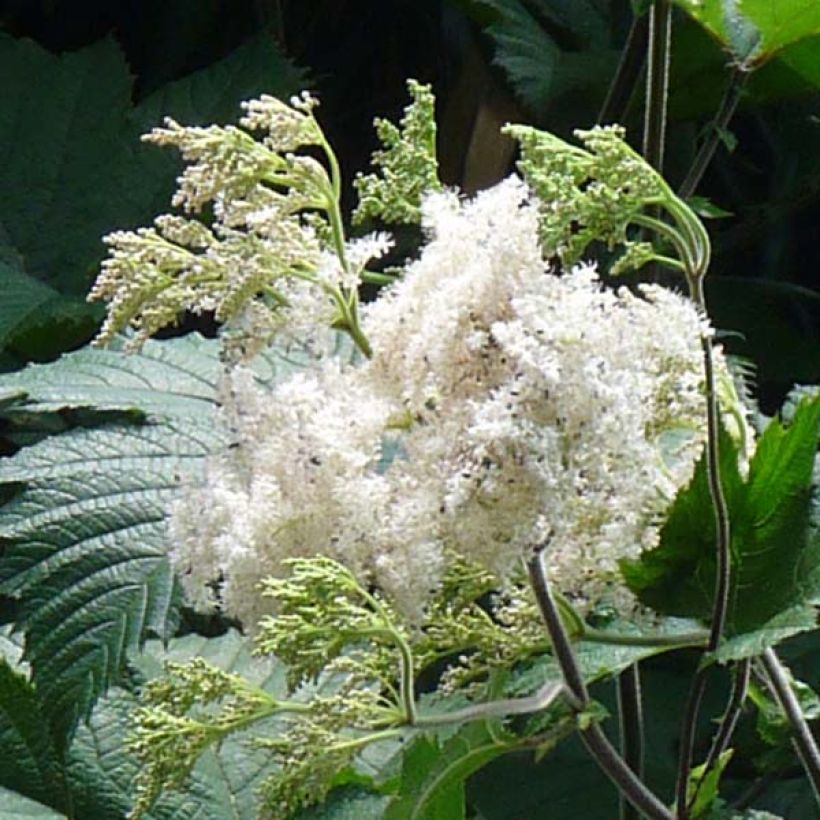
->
(526, 548), (674, 820)
(618, 663), (645, 820)
(643, 0), (673, 172)
(761, 648), (820, 807)
(413, 680), (565, 727)
(582, 628), (708, 649)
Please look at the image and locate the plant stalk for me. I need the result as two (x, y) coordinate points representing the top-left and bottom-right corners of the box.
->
(527, 549), (674, 820)
(705, 658), (750, 770)
(761, 648), (820, 807)
(674, 270), (731, 819)
(619, 663), (645, 820)
(679, 67), (747, 199)
(643, 0), (673, 172)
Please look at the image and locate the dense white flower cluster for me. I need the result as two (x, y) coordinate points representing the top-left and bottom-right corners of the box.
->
(170, 176), (720, 625)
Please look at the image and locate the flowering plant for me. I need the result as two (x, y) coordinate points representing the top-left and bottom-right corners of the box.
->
(80, 79), (820, 820)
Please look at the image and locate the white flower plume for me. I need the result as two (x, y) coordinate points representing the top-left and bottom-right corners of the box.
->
(170, 176), (734, 626)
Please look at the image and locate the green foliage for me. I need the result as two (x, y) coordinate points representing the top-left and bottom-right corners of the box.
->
(675, 0), (820, 66)
(68, 631), (295, 819)
(475, 0), (619, 121)
(623, 395), (820, 649)
(506, 121), (711, 281)
(256, 557), (406, 691)
(686, 749), (733, 819)
(0, 333), (328, 743)
(0, 31), (304, 362)
(353, 80), (442, 225)
(0, 659), (66, 811)
(0, 787), (66, 819)
(384, 723), (517, 820)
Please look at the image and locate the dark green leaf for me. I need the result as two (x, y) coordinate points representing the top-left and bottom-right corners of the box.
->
(385, 722), (516, 820)
(476, 0), (618, 119)
(0, 333), (327, 743)
(623, 396), (820, 650)
(0, 31), (304, 360)
(687, 749), (733, 819)
(688, 196), (735, 219)
(0, 659), (67, 811)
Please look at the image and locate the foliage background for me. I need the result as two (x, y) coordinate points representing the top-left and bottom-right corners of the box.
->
(0, 1), (818, 817)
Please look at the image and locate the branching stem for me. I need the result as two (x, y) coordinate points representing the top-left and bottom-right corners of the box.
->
(526, 549), (674, 820)
(705, 658), (750, 770)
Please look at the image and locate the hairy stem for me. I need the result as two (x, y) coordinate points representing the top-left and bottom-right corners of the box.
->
(619, 663), (645, 820)
(643, 0), (673, 171)
(599, 11), (650, 125)
(679, 68), (747, 199)
(761, 648), (820, 807)
(527, 549), (674, 820)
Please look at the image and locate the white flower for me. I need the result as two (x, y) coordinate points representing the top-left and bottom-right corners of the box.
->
(171, 175), (735, 624)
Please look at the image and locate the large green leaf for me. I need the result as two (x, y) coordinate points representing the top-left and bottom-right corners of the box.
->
(0, 787), (66, 819)
(0, 31), (304, 360)
(623, 396), (820, 648)
(0, 659), (67, 811)
(66, 629), (333, 819)
(384, 723), (517, 820)
(0, 333), (325, 743)
(475, 0), (618, 122)
(674, 0), (820, 97)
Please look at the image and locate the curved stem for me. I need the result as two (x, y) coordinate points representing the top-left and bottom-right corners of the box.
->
(761, 649), (820, 807)
(689, 279), (731, 653)
(675, 275), (731, 820)
(618, 663), (645, 820)
(632, 213), (695, 272)
(679, 68), (747, 199)
(414, 680), (565, 727)
(527, 549), (674, 820)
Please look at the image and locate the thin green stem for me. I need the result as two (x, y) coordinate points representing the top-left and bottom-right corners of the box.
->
(643, 0), (673, 172)
(631, 213), (695, 271)
(761, 649), (820, 807)
(618, 663), (645, 820)
(413, 680), (565, 728)
(328, 728), (405, 755)
(527, 549), (674, 820)
(582, 628), (708, 649)
(360, 269), (397, 285)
